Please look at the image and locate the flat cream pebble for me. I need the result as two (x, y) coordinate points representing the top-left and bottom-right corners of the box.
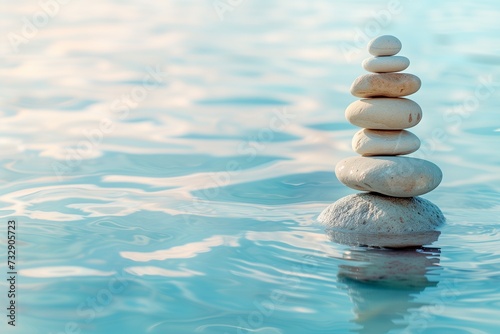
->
(352, 129), (420, 156)
(362, 56), (409, 73)
(368, 35), (402, 56)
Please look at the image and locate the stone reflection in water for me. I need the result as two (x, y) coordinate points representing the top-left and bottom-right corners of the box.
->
(325, 225), (441, 248)
(336, 246), (441, 334)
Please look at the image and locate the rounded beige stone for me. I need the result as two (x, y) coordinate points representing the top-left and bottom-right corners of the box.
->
(345, 98), (422, 130)
(335, 156), (442, 197)
(350, 73), (421, 98)
(318, 193), (444, 248)
(368, 35), (402, 56)
(362, 56), (410, 73)
(352, 129), (420, 156)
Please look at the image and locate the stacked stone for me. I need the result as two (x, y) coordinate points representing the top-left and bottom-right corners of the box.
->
(336, 35), (442, 198)
(318, 35), (445, 248)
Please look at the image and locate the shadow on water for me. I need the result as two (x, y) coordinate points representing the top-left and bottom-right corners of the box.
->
(335, 246), (442, 334)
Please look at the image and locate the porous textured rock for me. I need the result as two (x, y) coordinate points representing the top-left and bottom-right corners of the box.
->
(318, 193), (445, 247)
(350, 73), (421, 98)
(335, 156), (442, 197)
(352, 129), (420, 156)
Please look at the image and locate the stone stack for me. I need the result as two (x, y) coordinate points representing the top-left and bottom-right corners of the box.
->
(318, 35), (445, 248)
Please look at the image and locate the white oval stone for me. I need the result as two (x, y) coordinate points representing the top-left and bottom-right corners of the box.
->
(350, 73), (421, 98)
(318, 193), (445, 248)
(362, 56), (409, 73)
(345, 98), (422, 130)
(368, 35), (402, 56)
(352, 129), (420, 156)
(335, 156), (442, 197)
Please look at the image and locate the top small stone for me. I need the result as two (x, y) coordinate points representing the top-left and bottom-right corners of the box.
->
(368, 35), (402, 56)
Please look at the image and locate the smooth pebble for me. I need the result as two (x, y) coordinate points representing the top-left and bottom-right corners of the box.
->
(345, 98), (422, 130)
(352, 129), (420, 156)
(335, 156), (442, 197)
(351, 73), (421, 98)
(362, 56), (410, 73)
(368, 35), (402, 56)
(318, 193), (444, 247)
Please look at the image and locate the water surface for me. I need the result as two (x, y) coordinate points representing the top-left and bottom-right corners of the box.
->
(1, 1), (500, 333)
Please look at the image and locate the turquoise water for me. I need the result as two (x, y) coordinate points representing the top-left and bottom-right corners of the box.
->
(1, 0), (500, 333)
